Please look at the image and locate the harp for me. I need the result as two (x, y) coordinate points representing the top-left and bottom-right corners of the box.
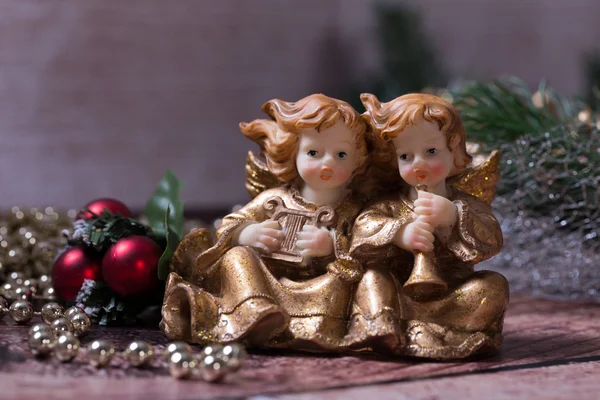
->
(262, 195), (336, 264)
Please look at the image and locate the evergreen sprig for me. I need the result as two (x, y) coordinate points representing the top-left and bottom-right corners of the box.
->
(452, 77), (585, 147)
(450, 76), (598, 247)
(75, 280), (159, 326)
(76, 211), (154, 253)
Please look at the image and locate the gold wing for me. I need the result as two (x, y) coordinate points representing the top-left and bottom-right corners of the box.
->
(245, 151), (281, 198)
(450, 150), (500, 205)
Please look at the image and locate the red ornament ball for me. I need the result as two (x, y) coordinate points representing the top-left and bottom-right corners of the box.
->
(79, 198), (133, 220)
(52, 246), (101, 301)
(102, 236), (161, 297)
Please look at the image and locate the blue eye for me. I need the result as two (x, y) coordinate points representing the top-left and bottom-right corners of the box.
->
(307, 150), (318, 157)
(427, 148), (437, 155)
(337, 152), (347, 159)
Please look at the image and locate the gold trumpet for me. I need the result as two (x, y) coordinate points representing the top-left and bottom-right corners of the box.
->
(403, 184), (448, 299)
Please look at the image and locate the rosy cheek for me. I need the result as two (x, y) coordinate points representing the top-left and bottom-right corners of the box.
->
(298, 159), (321, 180)
(428, 160), (449, 180)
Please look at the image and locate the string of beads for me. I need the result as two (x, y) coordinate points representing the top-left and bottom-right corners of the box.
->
(1, 296), (246, 382)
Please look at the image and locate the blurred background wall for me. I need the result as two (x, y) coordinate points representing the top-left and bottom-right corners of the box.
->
(1, 0), (599, 212)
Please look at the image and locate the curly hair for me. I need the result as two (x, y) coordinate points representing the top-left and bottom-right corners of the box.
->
(361, 93), (472, 176)
(240, 94), (368, 183)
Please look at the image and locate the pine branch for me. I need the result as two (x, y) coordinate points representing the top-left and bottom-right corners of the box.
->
(75, 280), (140, 325)
(80, 211), (153, 253)
(75, 279), (165, 326)
(452, 77), (585, 147)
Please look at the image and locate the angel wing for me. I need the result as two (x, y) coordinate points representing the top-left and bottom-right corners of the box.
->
(245, 151), (281, 198)
(449, 150), (501, 205)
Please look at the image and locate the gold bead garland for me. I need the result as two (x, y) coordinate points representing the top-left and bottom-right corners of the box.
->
(0, 299), (90, 332)
(55, 332), (80, 362)
(0, 208), (245, 381)
(0, 207), (74, 282)
(1, 272), (55, 303)
(40, 302), (64, 324)
(1, 295), (247, 381)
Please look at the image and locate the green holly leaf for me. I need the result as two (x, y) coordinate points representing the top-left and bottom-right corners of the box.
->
(143, 170), (184, 238)
(157, 204), (180, 280)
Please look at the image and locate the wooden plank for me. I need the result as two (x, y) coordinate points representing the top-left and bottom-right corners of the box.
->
(1, 295), (599, 399)
(275, 361), (600, 400)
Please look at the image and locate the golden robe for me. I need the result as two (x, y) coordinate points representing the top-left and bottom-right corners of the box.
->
(350, 186), (509, 359)
(160, 186), (369, 351)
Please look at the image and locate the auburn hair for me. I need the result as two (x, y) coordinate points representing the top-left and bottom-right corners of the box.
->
(240, 94), (368, 183)
(361, 93), (472, 176)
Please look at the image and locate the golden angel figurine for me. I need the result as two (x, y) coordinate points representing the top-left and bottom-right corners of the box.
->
(350, 93), (509, 359)
(160, 94), (371, 351)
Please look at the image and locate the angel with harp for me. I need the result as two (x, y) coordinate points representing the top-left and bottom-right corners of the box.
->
(160, 94), (370, 350)
(349, 93), (509, 359)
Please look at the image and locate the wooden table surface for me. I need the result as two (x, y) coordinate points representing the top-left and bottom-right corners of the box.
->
(1, 296), (599, 400)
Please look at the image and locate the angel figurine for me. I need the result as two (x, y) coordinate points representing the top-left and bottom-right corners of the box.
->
(160, 94), (370, 351)
(350, 93), (509, 359)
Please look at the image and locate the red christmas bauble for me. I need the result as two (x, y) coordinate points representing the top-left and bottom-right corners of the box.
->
(102, 236), (161, 297)
(52, 246), (101, 301)
(79, 198), (133, 220)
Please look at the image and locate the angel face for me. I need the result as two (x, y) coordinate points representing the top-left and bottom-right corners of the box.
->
(296, 120), (357, 190)
(391, 119), (456, 189)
